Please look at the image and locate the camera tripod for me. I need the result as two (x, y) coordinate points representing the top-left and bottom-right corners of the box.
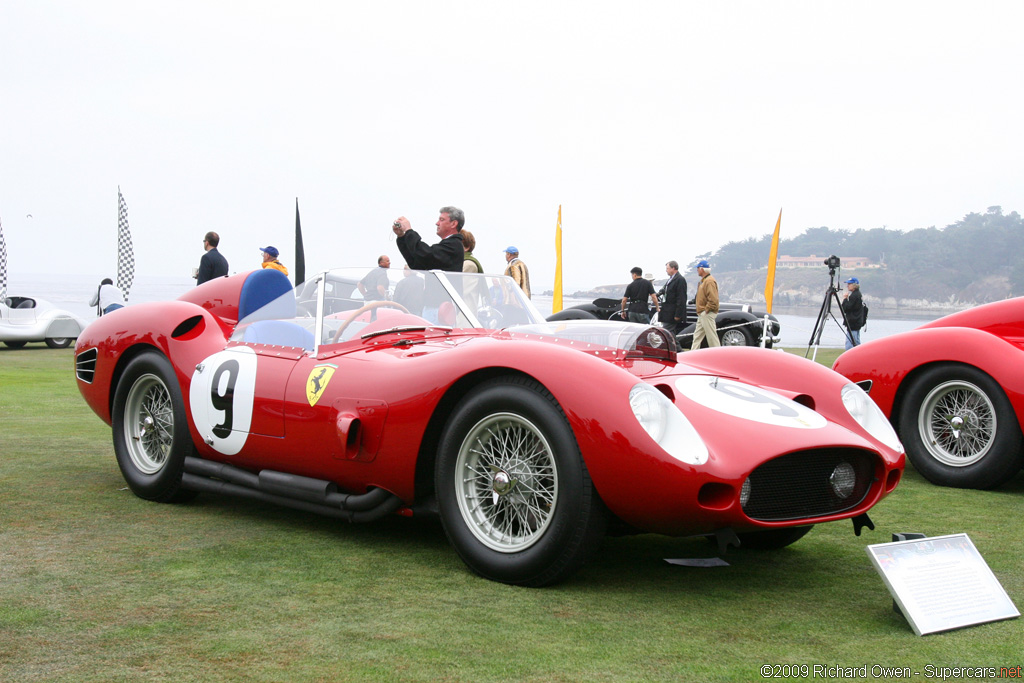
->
(805, 268), (855, 361)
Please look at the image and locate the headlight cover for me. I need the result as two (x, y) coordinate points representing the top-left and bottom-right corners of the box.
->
(629, 383), (709, 465)
(841, 383), (904, 453)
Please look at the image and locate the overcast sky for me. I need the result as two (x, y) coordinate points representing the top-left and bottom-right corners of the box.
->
(2, 1), (1022, 292)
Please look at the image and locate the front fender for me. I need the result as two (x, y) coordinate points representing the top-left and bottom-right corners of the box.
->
(74, 301), (233, 425)
(833, 327), (1024, 420)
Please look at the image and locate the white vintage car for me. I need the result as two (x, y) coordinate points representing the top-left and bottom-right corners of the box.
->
(1, 296), (88, 349)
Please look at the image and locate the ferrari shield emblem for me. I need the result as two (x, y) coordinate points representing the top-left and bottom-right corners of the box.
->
(306, 364), (337, 406)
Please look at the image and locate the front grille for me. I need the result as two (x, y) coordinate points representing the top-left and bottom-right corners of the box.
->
(75, 348), (98, 383)
(742, 449), (875, 521)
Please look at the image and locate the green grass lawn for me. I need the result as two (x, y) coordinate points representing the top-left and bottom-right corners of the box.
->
(1, 347), (1021, 682)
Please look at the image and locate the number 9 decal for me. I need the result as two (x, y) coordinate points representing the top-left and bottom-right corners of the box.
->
(189, 347), (258, 455)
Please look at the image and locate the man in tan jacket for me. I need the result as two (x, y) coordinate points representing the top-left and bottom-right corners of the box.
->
(691, 260), (720, 349)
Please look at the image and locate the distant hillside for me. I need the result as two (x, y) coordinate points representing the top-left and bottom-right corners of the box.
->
(569, 205), (1023, 313)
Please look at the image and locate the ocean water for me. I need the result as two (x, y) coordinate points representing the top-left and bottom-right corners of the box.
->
(5, 273), (930, 349)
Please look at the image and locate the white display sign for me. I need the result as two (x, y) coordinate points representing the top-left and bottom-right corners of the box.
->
(866, 533), (1019, 636)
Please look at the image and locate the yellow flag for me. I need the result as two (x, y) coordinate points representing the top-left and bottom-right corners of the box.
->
(552, 205), (563, 313)
(764, 209), (782, 314)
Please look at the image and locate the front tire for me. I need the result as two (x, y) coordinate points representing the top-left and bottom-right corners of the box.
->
(112, 352), (195, 502)
(45, 337), (72, 349)
(436, 377), (606, 586)
(899, 364), (1023, 489)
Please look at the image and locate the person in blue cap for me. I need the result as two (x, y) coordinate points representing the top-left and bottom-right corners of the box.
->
(503, 245), (531, 299)
(841, 276), (865, 349)
(691, 259), (720, 349)
(259, 246), (288, 276)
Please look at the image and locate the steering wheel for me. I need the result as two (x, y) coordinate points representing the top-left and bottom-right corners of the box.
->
(476, 305), (503, 329)
(331, 300), (410, 343)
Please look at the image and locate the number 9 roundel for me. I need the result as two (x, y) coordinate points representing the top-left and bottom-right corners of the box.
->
(189, 347), (258, 455)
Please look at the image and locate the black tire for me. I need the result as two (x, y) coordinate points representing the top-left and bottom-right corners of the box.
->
(45, 337), (72, 349)
(899, 364), (1024, 489)
(4, 341), (28, 349)
(435, 376), (607, 586)
(720, 326), (754, 347)
(736, 525), (813, 550)
(112, 352), (196, 503)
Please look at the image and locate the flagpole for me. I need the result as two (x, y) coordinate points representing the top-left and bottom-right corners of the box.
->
(552, 205), (563, 314)
(762, 208), (782, 348)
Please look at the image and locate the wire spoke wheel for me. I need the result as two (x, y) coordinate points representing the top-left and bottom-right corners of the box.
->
(900, 364), (1023, 489)
(123, 373), (175, 474)
(720, 327), (752, 347)
(456, 412), (557, 553)
(437, 377), (606, 585)
(112, 352), (195, 503)
(919, 380), (995, 467)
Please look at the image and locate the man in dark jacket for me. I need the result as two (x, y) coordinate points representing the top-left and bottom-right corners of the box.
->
(658, 260), (687, 335)
(841, 277), (865, 349)
(392, 206), (465, 273)
(196, 232), (229, 285)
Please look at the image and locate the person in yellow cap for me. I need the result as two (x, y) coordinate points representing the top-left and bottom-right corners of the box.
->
(259, 246), (288, 276)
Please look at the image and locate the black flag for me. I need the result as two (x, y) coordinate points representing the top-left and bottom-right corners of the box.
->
(294, 198), (305, 285)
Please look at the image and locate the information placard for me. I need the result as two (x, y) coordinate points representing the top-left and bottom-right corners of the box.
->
(866, 533), (1019, 636)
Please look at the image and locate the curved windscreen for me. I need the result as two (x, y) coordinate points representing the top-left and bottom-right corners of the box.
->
(230, 268), (545, 351)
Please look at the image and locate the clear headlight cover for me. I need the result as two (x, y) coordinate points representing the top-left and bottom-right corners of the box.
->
(841, 383), (904, 453)
(629, 383), (709, 465)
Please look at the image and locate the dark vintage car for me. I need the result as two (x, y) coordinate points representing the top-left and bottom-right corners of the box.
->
(549, 297), (781, 348)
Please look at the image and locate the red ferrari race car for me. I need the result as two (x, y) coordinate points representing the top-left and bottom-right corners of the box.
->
(833, 298), (1024, 490)
(75, 267), (904, 586)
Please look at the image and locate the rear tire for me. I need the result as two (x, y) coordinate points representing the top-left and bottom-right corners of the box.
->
(720, 327), (754, 347)
(112, 352), (196, 503)
(899, 364), (1023, 489)
(45, 337), (72, 349)
(436, 377), (606, 586)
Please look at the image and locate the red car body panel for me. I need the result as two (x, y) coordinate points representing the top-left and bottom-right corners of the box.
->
(76, 270), (904, 543)
(832, 299), (1024, 423)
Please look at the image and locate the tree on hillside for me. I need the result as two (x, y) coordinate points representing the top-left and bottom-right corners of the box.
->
(706, 206), (1024, 304)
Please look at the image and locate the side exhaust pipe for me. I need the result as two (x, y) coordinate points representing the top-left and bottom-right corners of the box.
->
(182, 456), (403, 523)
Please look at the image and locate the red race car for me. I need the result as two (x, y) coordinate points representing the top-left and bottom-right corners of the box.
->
(833, 297), (1024, 490)
(75, 267), (904, 585)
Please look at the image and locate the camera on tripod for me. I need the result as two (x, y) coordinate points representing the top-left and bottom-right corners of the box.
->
(806, 254), (853, 359)
(824, 254), (841, 286)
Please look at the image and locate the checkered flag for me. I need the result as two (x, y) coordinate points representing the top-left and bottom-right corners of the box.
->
(0, 215), (7, 301)
(116, 188), (135, 300)
(0, 216), (8, 302)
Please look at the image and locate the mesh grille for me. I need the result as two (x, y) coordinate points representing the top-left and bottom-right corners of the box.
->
(75, 348), (98, 384)
(743, 449), (875, 521)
